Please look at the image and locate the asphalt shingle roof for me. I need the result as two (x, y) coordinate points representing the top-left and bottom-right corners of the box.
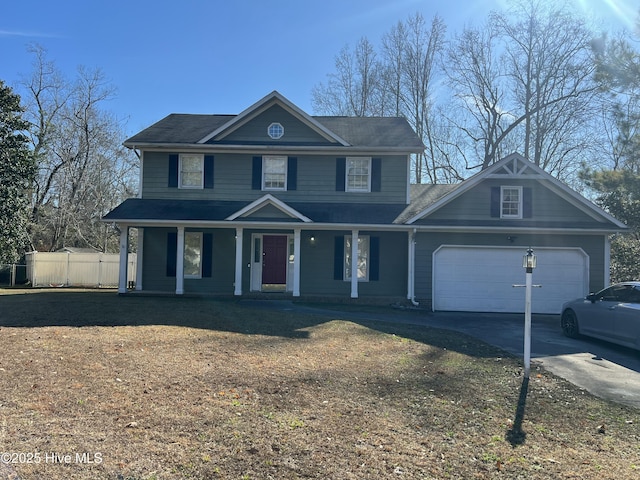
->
(102, 199), (410, 225)
(124, 114), (424, 150)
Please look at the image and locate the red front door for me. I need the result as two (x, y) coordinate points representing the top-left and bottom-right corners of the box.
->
(262, 235), (288, 285)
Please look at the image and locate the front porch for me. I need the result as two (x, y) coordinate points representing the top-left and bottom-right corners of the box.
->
(116, 226), (412, 301)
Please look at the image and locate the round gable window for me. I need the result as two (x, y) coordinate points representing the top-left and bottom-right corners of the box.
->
(268, 122), (284, 139)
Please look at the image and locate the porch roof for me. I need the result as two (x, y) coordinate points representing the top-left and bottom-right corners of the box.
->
(102, 198), (408, 225)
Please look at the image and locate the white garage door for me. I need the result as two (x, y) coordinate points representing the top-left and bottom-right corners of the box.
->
(433, 246), (589, 314)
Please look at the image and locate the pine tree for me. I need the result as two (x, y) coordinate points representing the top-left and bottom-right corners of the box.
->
(0, 80), (36, 263)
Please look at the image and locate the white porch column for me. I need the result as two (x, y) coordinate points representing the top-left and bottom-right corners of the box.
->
(118, 225), (129, 294)
(350, 229), (359, 299)
(407, 229), (415, 301)
(135, 228), (144, 291)
(176, 226), (185, 295)
(234, 227), (243, 296)
(293, 228), (301, 297)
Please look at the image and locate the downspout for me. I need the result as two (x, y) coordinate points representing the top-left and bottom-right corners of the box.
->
(409, 228), (419, 306)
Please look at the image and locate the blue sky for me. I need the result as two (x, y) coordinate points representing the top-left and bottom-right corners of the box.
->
(0, 0), (636, 137)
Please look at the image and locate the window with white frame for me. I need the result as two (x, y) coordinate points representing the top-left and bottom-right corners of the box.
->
(344, 235), (369, 281)
(346, 157), (371, 192)
(501, 186), (522, 218)
(179, 154), (204, 188)
(184, 232), (202, 278)
(268, 122), (284, 139)
(263, 156), (287, 190)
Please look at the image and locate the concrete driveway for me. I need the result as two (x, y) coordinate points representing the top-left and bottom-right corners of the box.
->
(243, 300), (640, 410)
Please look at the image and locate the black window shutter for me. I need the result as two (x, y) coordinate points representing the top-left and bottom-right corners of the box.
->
(166, 231), (177, 277)
(371, 158), (381, 192)
(168, 154), (179, 188)
(490, 187), (501, 217)
(336, 158), (346, 191)
(204, 155), (214, 189)
(202, 233), (213, 277)
(369, 236), (380, 281)
(334, 236), (344, 280)
(287, 157), (297, 191)
(523, 187), (533, 218)
(252, 156), (262, 190)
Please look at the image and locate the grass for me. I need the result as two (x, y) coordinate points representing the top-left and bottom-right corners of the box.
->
(0, 288), (638, 479)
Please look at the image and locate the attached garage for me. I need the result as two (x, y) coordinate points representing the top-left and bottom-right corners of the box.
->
(432, 245), (589, 314)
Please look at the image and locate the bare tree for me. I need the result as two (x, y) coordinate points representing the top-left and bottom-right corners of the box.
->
(399, 13), (447, 183)
(312, 37), (383, 117)
(444, 0), (601, 174)
(445, 24), (513, 170)
(19, 45), (137, 252)
(492, 0), (600, 175)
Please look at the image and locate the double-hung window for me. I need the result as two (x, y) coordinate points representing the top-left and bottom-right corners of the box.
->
(346, 157), (371, 192)
(501, 186), (522, 219)
(179, 154), (204, 188)
(184, 232), (203, 278)
(344, 235), (370, 281)
(263, 156), (287, 190)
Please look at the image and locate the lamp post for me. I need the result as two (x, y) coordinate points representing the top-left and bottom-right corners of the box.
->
(522, 248), (536, 378)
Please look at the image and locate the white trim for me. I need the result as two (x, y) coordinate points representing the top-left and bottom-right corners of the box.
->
(175, 226), (185, 294)
(345, 234), (370, 283)
(407, 229), (415, 301)
(125, 144), (421, 155)
(234, 228), (243, 296)
(345, 157), (372, 193)
(118, 226), (129, 294)
(249, 233), (294, 293)
(104, 218), (622, 235)
(226, 194), (312, 222)
(135, 228), (144, 290)
(405, 153), (627, 229)
(138, 150), (143, 199)
(262, 155), (288, 191)
(431, 245), (589, 313)
(293, 229), (301, 297)
(350, 230), (359, 298)
(183, 231), (203, 279)
(268, 122), (284, 139)
(178, 153), (204, 189)
(197, 91), (351, 146)
(500, 185), (523, 219)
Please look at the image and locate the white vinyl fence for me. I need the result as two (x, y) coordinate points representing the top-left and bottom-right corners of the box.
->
(25, 252), (136, 288)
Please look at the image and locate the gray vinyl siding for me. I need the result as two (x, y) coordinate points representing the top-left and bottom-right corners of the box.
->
(142, 151), (408, 204)
(142, 227), (236, 294)
(142, 227), (176, 292)
(215, 104), (331, 145)
(422, 179), (597, 224)
(299, 230), (408, 297)
(414, 232), (606, 304)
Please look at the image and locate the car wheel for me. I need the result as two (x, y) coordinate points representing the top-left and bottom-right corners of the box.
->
(561, 309), (580, 338)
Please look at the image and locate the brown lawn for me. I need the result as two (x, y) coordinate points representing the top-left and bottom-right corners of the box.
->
(0, 288), (638, 479)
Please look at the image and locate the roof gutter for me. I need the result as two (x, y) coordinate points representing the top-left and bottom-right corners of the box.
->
(124, 143), (425, 155)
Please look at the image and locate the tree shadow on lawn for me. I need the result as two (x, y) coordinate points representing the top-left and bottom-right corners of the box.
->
(0, 290), (321, 338)
(0, 289), (510, 359)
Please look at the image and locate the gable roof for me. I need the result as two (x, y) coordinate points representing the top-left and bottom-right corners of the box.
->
(198, 91), (348, 146)
(123, 91), (424, 152)
(226, 194), (312, 222)
(405, 153), (627, 229)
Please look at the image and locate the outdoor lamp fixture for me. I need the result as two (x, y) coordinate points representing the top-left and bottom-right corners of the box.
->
(522, 247), (536, 379)
(523, 247), (537, 272)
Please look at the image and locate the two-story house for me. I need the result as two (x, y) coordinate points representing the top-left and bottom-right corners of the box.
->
(103, 91), (626, 314)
